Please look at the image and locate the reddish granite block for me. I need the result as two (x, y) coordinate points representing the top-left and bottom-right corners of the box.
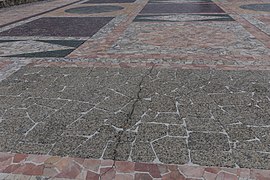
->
(83, 159), (100, 172)
(179, 166), (205, 178)
(55, 161), (82, 179)
(115, 174), (133, 180)
(13, 154), (28, 163)
(135, 173), (153, 180)
(3, 164), (21, 173)
(86, 171), (99, 180)
(13, 163), (44, 176)
(216, 172), (238, 180)
(135, 162), (161, 178)
(162, 170), (186, 180)
(115, 161), (134, 173)
(100, 167), (116, 180)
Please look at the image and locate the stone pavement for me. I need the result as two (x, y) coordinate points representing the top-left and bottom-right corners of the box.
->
(0, 0), (270, 179)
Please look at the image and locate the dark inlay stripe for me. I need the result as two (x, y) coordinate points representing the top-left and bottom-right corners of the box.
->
(3, 49), (75, 58)
(0, 17), (113, 37)
(0, 0), (81, 29)
(140, 3), (225, 14)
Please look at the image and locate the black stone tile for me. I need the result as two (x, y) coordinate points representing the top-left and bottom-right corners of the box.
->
(36, 40), (85, 48)
(240, 4), (270, 12)
(83, 0), (136, 4)
(4, 49), (75, 58)
(134, 14), (234, 22)
(140, 3), (225, 14)
(0, 40), (23, 43)
(149, 0), (213, 3)
(0, 17), (113, 37)
(65, 5), (124, 14)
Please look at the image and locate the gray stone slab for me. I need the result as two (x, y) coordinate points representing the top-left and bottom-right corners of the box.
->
(185, 117), (223, 132)
(191, 150), (235, 167)
(188, 132), (230, 151)
(1, 66), (270, 169)
(152, 137), (188, 164)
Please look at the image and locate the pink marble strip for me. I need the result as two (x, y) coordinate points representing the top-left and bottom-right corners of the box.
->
(28, 59), (270, 71)
(0, 152), (269, 179)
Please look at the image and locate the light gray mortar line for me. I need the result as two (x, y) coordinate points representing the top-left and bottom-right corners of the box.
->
(64, 102), (102, 129)
(24, 122), (39, 136)
(175, 101), (193, 165)
(209, 100), (241, 168)
(47, 142), (56, 156)
(100, 141), (111, 160)
(26, 112), (36, 123)
(109, 88), (129, 98)
(257, 151), (270, 154)
(114, 99), (135, 114)
(149, 141), (161, 163)
(30, 103), (58, 111)
(246, 137), (261, 142)
(72, 131), (100, 153)
(100, 66), (154, 178)
(247, 125), (270, 128)
(127, 136), (136, 161)
(151, 135), (187, 144)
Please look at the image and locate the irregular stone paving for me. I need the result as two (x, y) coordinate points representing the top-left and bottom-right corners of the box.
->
(1, 0), (270, 179)
(1, 152), (270, 179)
(1, 66), (270, 170)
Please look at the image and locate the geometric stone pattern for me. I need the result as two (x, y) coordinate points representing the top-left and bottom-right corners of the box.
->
(134, 14), (234, 22)
(0, 17), (113, 37)
(0, 152), (268, 179)
(140, 3), (225, 14)
(0, 40), (85, 57)
(1, 66), (270, 169)
(65, 6), (124, 15)
(109, 20), (270, 57)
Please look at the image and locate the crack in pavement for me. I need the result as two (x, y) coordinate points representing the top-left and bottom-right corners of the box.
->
(100, 65), (155, 178)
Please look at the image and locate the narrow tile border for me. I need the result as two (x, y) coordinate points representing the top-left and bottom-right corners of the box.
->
(27, 59), (270, 71)
(0, 152), (270, 179)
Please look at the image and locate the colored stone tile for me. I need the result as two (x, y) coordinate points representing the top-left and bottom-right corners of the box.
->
(115, 161), (134, 173)
(135, 162), (161, 178)
(55, 161), (82, 179)
(134, 14), (234, 22)
(86, 171), (99, 180)
(100, 167), (116, 180)
(13, 163), (44, 176)
(83, 159), (100, 173)
(140, 3), (225, 14)
(83, 0), (136, 3)
(0, 17), (113, 37)
(65, 5), (124, 14)
(240, 3), (270, 12)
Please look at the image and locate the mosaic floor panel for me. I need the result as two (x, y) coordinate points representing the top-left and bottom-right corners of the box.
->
(0, 17), (113, 37)
(108, 21), (270, 57)
(1, 0), (270, 178)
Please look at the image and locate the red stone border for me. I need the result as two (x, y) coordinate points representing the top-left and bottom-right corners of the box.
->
(29, 60), (270, 71)
(0, 152), (270, 179)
